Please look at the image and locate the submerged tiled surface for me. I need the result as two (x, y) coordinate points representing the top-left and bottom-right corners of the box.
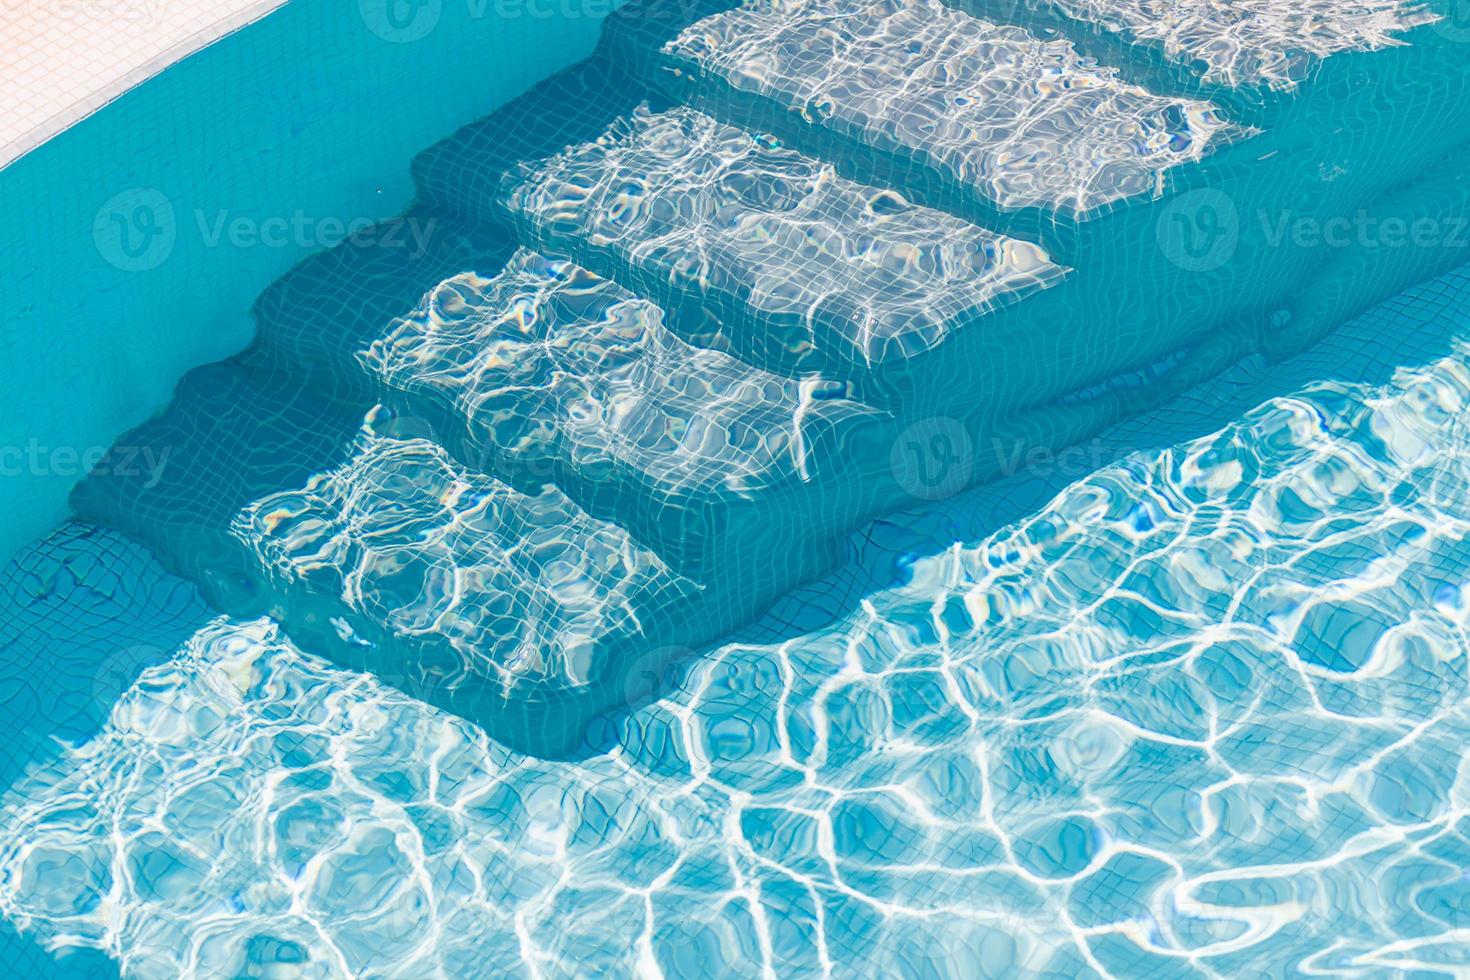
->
(664, 0), (1235, 215)
(502, 103), (1063, 370)
(1045, 0), (1440, 89)
(7, 0), (1470, 972)
(0, 522), (212, 978)
(6, 261), (1470, 975)
(0, 0), (286, 167)
(0, 522), (211, 786)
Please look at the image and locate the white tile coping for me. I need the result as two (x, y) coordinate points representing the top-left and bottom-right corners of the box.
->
(0, 0), (288, 169)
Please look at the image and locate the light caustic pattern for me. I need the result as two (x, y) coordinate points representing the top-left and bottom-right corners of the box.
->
(1046, 0), (1440, 89)
(664, 0), (1236, 215)
(362, 248), (869, 499)
(504, 105), (1063, 370)
(235, 432), (698, 690)
(7, 319), (1470, 977)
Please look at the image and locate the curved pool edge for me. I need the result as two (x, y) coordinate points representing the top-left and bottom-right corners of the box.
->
(0, 0), (624, 567)
(0, 1), (288, 173)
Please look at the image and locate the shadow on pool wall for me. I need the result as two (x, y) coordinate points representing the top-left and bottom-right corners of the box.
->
(0, 0), (628, 567)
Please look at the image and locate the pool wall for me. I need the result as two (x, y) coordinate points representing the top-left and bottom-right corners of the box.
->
(0, 0), (622, 565)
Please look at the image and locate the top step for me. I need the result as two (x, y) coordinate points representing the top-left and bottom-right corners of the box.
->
(1012, 0), (1441, 93)
(661, 0), (1239, 224)
(952, 0), (1446, 109)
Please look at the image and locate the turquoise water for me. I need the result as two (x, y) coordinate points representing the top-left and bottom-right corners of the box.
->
(0, 0), (619, 564)
(62, 0), (1470, 760)
(5, 0), (1470, 975)
(8, 263), (1470, 976)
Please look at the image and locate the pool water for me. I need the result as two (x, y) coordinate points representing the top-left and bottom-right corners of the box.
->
(59, 0), (1470, 761)
(6, 0), (1470, 975)
(7, 261), (1470, 977)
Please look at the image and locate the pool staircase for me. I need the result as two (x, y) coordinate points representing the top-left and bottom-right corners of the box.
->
(67, 0), (1470, 756)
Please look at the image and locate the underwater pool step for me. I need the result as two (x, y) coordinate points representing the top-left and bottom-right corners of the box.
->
(67, 362), (737, 757)
(250, 208), (513, 406)
(1024, 0), (1438, 91)
(233, 433), (707, 694)
(496, 102), (1066, 385)
(362, 247), (904, 584)
(656, 0), (1241, 239)
(69, 361), (375, 615)
(955, 0), (1459, 120)
(61, 0), (1470, 770)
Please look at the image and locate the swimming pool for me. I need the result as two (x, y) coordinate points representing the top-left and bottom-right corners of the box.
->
(9, 256), (1470, 977)
(5, 0), (1470, 975)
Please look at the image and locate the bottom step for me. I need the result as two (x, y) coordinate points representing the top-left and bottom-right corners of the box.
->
(70, 363), (743, 757)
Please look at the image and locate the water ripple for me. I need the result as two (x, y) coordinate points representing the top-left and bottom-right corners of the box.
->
(7, 316), (1470, 977)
